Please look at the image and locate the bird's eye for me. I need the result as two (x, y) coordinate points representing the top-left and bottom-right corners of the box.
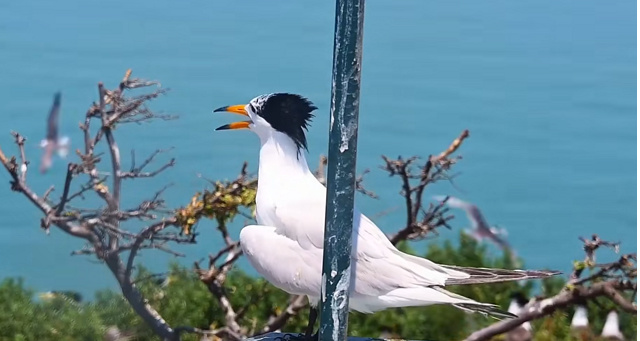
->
(249, 103), (257, 113)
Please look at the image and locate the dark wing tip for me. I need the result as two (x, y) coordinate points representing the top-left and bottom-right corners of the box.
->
(454, 303), (518, 320)
(444, 265), (562, 285)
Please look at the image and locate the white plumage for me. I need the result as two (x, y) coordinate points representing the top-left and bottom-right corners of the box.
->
(571, 305), (589, 329)
(601, 310), (624, 340)
(214, 93), (558, 321)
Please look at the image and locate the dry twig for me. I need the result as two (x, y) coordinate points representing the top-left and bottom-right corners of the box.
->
(0, 70), (189, 340)
(464, 235), (636, 341)
(379, 129), (470, 245)
(313, 154), (377, 199)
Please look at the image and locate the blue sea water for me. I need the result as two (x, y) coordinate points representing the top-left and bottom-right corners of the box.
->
(0, 1), (636, 299)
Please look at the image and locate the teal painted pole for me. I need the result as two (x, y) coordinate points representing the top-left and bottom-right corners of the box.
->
(319, 0), (366, 341)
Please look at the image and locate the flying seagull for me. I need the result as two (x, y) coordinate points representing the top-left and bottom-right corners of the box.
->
(434, 195), (513, 253)
(213, 93), (560, 338)
(39, 92), (70, 174)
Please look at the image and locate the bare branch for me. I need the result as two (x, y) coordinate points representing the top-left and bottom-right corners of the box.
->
(120, 158), (175, 179)
(579, 234), (620, 264)
(259, 295), (308, 334)
(381, 155), (454, 245)
(65, 176), (107, 204)
(389, 198), (453, 245)
(145, 242), (185, 258)
(431, 129), (470, 164)
(0, 141), (92, 238)
(98, 220), (137, 239)
(104, 254), (177, 341)
(0, 144), (9, 167)
(105, 87), (171, 126)
(464, 281), (636, 341)
(104, 129), (122, 208)
(209, 242), (241, 264)
(11, 132), (28, 182)
(130, 148), (174, 173)
(0, 71), (190, 340)
(412, 158), (432, 218)
(193, 234), (246, 337)
(465, 236), (636, 341)
(355, 169), (378, 199)
(125, 218), (177, 280)
(71, 245), (97, 256)
(55, 163), (77, 215)
(315, 154), (377, 198)
(196, 248), (245, 337)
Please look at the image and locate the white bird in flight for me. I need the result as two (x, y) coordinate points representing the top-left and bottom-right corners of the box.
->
(213, 93), (559, 337)
(433, 195), (513, 254)
(39, 92), (70, 174)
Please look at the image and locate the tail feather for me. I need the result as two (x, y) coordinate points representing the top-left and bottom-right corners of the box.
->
(442, 265), (561, 285)
(430, 286), (516, 320)
(454, 303), (516, 320)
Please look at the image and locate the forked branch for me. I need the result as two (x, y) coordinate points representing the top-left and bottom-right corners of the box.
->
(464, 235), (636, 341)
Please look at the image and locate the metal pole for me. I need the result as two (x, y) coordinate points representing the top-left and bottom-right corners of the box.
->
(319, 0), (366, 341)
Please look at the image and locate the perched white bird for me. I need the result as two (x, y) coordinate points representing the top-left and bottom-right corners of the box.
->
(433, 195), (512, 253)
(505, 292), (532, 341)
(601, 310), (624, 340)
(214, 93), (559, 335)
(570, 303), (597, 340)
(571, 304), (589, 329)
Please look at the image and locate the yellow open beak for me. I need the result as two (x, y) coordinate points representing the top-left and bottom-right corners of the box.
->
(213, 104), (252, 131)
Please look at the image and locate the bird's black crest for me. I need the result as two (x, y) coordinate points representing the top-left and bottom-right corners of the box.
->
(257, 93), (317, 152)
(509, 292), (529, 306)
